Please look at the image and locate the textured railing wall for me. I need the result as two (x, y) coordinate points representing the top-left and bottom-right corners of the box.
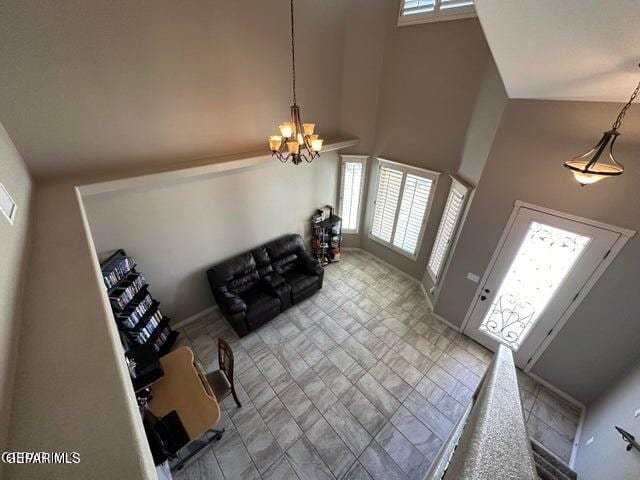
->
(425, 344), (537, 480)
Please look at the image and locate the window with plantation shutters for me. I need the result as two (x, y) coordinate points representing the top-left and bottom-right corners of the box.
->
(427, 178), (469, 282)
(339, 155), (367, 233)
(371, 166), (403, 243)
(398, 0), (475, 26)
(370, 159), (439, 258)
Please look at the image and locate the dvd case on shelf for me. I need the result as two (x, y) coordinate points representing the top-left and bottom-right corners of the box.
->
(100, 249), (178, 357)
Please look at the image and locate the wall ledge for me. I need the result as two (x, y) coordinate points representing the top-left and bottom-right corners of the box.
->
(78, 138), (359, 197)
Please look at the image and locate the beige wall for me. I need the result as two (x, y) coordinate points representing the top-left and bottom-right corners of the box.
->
(434, 99), (640, 403)
(360, 17), (491, 278)
(338, 0), (394, 249)
(0, 122), (32, 479)
(6, 181), (156, 480)
(575, 355), (640, 480)
(82, 152), (340, 322)
(422, 57), (508, 299)
(0, 0), (346, 178)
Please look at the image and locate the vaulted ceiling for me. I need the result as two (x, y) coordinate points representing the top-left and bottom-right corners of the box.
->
(1, 0), (639, 178)
(475, 0), (640, 102)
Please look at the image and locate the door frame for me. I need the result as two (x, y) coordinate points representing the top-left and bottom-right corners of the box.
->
(460, 200), (635, 373)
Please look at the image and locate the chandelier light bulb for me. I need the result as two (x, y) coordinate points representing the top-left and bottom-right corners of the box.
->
(279, 123), (293, 138)
(268, 135), (283, 151)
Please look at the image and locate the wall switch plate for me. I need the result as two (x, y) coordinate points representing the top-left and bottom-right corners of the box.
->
(634, 408), (640, 418)
(586, 437), (594, 446)
(466, 273), (480, 283)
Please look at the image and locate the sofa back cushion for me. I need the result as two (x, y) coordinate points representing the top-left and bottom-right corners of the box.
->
(264, 234), (305, 274)
(251, 246), (274, 278)
(208, 252), (260, 295)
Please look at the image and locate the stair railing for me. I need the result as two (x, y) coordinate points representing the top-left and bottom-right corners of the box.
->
(424, 344), (538, 480)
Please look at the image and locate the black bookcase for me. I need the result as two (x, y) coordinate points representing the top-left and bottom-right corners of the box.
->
(100, 249), (178, 356)
(311, 215), (342, 265)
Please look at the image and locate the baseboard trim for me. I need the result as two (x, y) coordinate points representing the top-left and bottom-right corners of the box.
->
(420, 282), (461, 332)
(420, 283), (432, 309)
(430, 312), (462, 332)
(347, 247), (420, 285)
(524, 370), (586, 411)
(173, 305), (217, 329)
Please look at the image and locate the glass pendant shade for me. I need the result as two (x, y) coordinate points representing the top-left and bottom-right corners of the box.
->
(563, 130), (624, 186)
(564, 64), (639, 185)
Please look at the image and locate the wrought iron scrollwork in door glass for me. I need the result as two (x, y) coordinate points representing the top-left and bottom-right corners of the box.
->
(479, 222), (591, 350)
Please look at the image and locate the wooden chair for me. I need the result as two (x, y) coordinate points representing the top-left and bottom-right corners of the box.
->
(205, 338), (242, 408)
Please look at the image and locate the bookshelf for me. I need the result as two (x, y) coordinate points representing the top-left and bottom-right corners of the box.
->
(100, 249), (179, 356)
(311, 215), (342, 266)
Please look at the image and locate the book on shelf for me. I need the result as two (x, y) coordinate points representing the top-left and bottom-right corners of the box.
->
(100, 249), (179, 358)
(117, 294), (154, 329)
(129, 309), (164, 344)
(110, 273), (146, 310)
(153, 328), (172, 352)
(102, 255), (136, 289)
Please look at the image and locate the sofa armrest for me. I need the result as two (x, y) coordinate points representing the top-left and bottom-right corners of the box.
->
(269, 273), (287, 288)
(297, 251), (323, 277)
(259, 273), (286, 293)
(216, 290), (247, 314)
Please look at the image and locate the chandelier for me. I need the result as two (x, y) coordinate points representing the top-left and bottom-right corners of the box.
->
(268, 0), (323, 165)
(564, 64), (640, 185)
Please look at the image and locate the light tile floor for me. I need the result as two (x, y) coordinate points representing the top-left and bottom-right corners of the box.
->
(174, 250), (580, 479)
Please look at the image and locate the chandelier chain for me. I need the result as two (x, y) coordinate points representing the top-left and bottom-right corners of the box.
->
(290, 0), (297, 105)
(612, 70), (640, 131)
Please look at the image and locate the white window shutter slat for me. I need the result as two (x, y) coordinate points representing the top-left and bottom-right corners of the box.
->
(340, 161), (364, 231)
(427, 179), (469, 282)
(399, 0), (475, 25)
(371, 166), (403, 243)
(393, 174), (433, 255)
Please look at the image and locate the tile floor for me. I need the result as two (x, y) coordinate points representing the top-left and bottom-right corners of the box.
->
(173, 250), (580, 480)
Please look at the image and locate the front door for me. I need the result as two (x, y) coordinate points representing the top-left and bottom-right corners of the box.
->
(464, 206), (620, 368)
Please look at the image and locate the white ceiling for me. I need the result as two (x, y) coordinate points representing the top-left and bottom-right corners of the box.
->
(475, 0), (640, 102)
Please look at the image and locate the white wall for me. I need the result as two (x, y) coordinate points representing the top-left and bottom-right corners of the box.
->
(576, 356), (640, 479)
(6, 181), (156, 480)
(0, 122), (32, 479)
(82, 152), (340, 322)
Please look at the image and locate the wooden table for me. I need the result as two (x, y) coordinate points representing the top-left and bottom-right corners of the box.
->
(148, 346), (220, 441)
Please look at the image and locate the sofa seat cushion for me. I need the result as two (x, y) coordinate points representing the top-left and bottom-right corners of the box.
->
(282, 269), (320, 296)
(240, 287), (280, 327)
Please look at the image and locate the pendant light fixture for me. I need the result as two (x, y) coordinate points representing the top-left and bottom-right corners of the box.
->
(268, 0), (323, 165)
(564, 64), (640, 186)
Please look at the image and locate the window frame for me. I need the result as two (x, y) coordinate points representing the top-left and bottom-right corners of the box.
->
(397, 0), (477, 27)
(427, 176), (470, 283)
(339, 155), (368, 234)
(368, 158), (440, 260)
(0, 181), (17, 225)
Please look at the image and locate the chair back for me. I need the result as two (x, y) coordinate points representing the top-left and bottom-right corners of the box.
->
(217, 338), (235, 385)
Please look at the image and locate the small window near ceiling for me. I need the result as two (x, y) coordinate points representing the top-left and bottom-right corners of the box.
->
(0, 181), (17, 225)
(427, 177), (470, 283)
(370, 159), (439, 258)
(339, 155), (367, 234)
(398, 0), (476, 27)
